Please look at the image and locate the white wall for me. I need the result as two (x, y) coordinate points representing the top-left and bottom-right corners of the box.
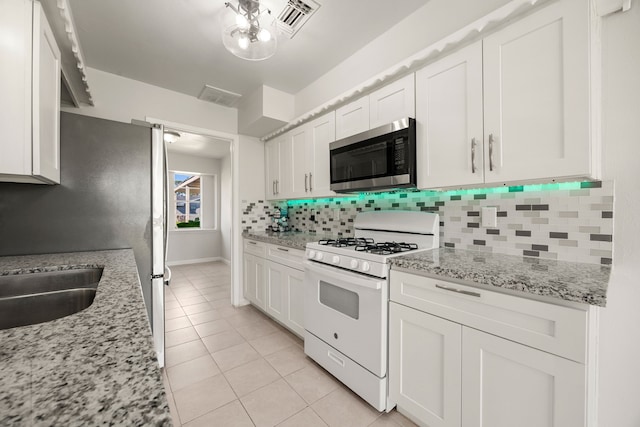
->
(232, 135), (265, 305)
(220, 154), (232, 262)
(294, 0), (511, 116)
(598, 5), (640, 426)
(63, 67), (237, 134)
(167, 152), (223, 264)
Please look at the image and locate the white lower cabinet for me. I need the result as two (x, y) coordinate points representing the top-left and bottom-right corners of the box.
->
(389, 270), (593, 427)
(242, 253), (266, 310)
(243, 238), (304, 337)
(266, 260), (305, 337)
(461, 327), (585, 427)
(389, 302), (461, 427)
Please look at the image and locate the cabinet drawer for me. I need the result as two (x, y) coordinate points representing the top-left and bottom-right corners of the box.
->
(266, 245), (304, 270)
(390, 270), (588, 363)
(304, 332), (386, 412)
(244, 238), (267, 257)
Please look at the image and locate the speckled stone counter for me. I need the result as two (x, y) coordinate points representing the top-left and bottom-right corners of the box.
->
(0, 249), (172, 426)
(390, 248), (611, 307)
(243, 231), (335, 250)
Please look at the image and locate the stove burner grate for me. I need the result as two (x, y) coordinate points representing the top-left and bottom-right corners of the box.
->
(354, 241), (419, 255)
(318, 237), (374, 248)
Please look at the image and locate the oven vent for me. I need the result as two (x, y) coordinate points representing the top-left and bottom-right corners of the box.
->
(197, 84), (242, 108)
(276, 0), (321, 39)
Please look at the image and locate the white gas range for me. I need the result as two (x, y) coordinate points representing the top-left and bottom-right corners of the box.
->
(303, 211), (440, 412)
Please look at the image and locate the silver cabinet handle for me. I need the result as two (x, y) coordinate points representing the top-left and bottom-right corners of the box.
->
(272, 180), (276, 195)
(277, 247), (289, 252)
(435, 283), (481, 298)
(305, 174), (308, 192)
(488, 133), (495, 172)
(275, 179), (279, 195)
(309, 172), (313, 191)
(471, 138), (477, 174)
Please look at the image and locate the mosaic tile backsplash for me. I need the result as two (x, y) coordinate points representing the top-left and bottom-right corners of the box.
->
(242, 181), (614, 265)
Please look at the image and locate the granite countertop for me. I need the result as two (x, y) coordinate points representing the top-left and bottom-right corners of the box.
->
(0, 249), (172, 426)
(390, 248), (611, 307)
(243, 230), (335, 250)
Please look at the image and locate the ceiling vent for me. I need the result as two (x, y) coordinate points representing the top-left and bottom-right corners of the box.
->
(276, 0), (321, 39)
(197, 84), (242, 108)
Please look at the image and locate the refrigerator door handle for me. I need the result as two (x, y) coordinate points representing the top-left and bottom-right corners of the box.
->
(164, 266), (172, 286)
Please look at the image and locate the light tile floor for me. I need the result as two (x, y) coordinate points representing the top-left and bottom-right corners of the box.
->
(162, 262), (417, 427)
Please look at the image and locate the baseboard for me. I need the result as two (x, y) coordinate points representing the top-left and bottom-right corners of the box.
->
(167, 257), (224, 266)
(221, 258), (231, 265)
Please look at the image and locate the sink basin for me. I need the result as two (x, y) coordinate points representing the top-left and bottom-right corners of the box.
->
(0, 268), (103, 330)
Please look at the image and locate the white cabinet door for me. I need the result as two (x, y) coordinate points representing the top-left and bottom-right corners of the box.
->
(32, 1), (61, 183)
(243, 253), (266, 310)
(0, 0), (32, 178)
(265, 137), (281, 200)
(335, 96), (370, 140)
(462, 327), (585, 427)
(389, 302), (462, 427)
(284, 266), (304, 337)
(369, 73), (415, 129)
(288, 126), (308, 198)
(416, 42), (484, 189)
(266, 260), (286, 322)
(0, 0), (60, 184)
(307, 111), (336, 197)
(483, 0), (591, 184)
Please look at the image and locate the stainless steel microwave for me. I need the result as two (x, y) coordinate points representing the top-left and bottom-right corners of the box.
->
(329, 117), (416, 193)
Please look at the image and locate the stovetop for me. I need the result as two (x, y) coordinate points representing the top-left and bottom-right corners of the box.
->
(318, 238), (420, 255)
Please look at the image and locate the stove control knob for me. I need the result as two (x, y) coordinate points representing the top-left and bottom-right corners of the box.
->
(332, 255), (340, 265)
(315, 252), (324, 261)
(361, 261), (371, 272)
(308, 250), (316, 259)
(350, 259), (359, 269)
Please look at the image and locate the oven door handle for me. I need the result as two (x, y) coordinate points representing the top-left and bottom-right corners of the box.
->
(304, 260), (384, 290)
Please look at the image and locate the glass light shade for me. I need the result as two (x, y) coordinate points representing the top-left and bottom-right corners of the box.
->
(257, 28), (271, 42)
(222, 23), (277, 61)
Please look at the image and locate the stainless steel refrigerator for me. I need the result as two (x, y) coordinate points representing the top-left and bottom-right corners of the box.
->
(0, 112), (169, 366)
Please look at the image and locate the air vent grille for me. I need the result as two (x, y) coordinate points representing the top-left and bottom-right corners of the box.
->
(276, 0), (320, 38)
(197, 84), (242, 108)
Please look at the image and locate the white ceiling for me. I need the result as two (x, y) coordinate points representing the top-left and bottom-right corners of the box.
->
(68, 0), (429, 100)
(165, 129), (231, 159)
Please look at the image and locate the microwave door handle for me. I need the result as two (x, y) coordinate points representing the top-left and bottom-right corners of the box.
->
(304, 260), (383, 290)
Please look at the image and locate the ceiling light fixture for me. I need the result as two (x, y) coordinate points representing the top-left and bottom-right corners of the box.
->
(222, 0), (277, 61)
(164, 131), (181, 144)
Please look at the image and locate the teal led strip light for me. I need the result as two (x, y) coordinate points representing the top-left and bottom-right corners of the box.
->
(286, 181), (595, 206)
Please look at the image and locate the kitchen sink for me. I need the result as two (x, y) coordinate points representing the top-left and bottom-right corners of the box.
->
(0, 268), (103, 330)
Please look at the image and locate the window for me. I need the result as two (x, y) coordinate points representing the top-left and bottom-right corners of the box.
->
(174, 173), (202, 228)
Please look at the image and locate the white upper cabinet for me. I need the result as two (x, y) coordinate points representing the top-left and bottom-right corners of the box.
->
(1, 0), (61, 184)
(306, 112), (336, 197)
(265, 111), (336, 200)
(287, 126), (308, 199)
(265, 136), (281, 200)
(369, 74), (415, 129)
(336, 74), (415, 141)
(483, 0), (593, 184)
(416, 42), (484, 189)
(335, 96), (370, 140)
(416, 0), (597, 189)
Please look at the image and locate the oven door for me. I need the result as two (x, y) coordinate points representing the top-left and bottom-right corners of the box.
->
(304, 260), (387, 377)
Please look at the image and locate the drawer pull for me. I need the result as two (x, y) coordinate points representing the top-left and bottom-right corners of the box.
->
(327, 350), (345, 367)
(435, 284), (481, 298)
(248, 241), (257, 245)
(277, 247), (289, 252)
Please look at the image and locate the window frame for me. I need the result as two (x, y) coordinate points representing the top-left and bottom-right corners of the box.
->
(170, 170), (217, 231)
